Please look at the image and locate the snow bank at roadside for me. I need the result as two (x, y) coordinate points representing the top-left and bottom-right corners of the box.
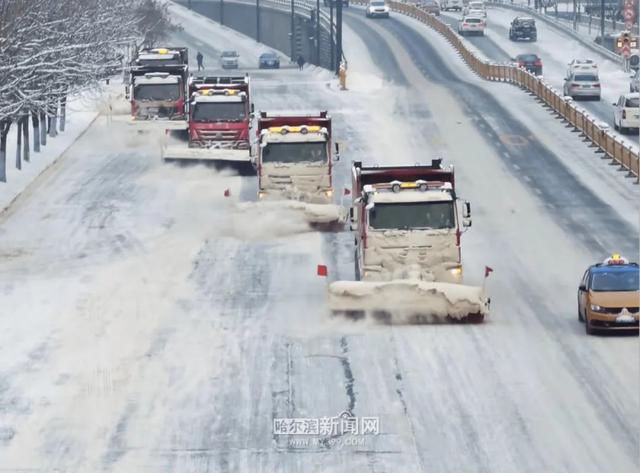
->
(0, 87), (112, 212)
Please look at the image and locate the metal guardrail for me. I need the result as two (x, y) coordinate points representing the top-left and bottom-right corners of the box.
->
(484, 1), (624, 63)
(351, 0), (639, 180)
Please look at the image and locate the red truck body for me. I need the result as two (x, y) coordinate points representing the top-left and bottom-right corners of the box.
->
(128, 47), (189, 122)
(187, 76), (252, 151)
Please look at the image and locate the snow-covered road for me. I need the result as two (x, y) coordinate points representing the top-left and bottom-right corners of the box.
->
(441, 6), (639, 143)
(0, 3), (638, 472)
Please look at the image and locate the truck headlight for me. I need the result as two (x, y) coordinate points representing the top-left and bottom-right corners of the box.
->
(590, 304), (604, 312)
(325, 189), (333, 197)
(450, 266), (463, 277)
(258, 191), (266, 199)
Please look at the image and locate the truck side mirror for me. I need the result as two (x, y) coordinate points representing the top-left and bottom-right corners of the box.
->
(463, 218), (472, 228)
(579, 284), (586, 291)
(125, 85), (130, 100)
(463, 201), (471, 218)
(334, 142), (340, 161)
(251, 103), (255, 113)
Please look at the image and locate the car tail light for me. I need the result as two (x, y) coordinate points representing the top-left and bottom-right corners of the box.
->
(622, 110), (627, 119)
(518, 61), (524, 67)
(534, 60), (542, 66)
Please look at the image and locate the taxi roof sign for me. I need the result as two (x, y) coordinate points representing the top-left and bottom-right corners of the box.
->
(603, 254), (629, 265)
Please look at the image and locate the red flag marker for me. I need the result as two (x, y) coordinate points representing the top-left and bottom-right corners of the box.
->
(224, 189), (230, 197)
(317, 264), (328, 277)
(343, 188), (351, 196)
(484, 266), (494, 278)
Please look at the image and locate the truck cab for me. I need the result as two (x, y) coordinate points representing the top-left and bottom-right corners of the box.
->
(188, 76), (253, 152)
(350, 160), (471, 283)
(257, 112), (335, 203)
(128, 47), (189, 123)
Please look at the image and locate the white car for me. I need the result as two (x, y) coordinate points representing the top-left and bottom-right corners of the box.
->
(613, 93), (640, 133)
(458, 16), (486, 36)
(366, 0), (390, 17)
(563, 71), (601, 100)
(220, 50), (239, 69)
(442, 0), (463, 11)
(567, 59), (598, 77)
(463, 1), (486, 15)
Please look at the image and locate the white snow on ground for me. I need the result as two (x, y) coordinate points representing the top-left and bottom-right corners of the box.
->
(487, 7), (633, 105)
(442, 6), (640, 148)
(0, 94), (100, 212)
(393, 12), (640, 227)
(0, 4), (638, 473)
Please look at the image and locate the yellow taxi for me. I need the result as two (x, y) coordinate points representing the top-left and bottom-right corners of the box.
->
(578, 254), (639, 335)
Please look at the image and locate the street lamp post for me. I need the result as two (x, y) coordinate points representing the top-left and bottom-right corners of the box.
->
(600, 0), (605, 39)
(257, 0), (261, 42)
(330, 2), (334, 68)
(336, 0), (343, 73)
(316, 0), (321, 65)
(291, 0), (295, 61)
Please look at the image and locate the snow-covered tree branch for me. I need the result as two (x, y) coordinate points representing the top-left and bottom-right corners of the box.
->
(0, 0), (179, 182)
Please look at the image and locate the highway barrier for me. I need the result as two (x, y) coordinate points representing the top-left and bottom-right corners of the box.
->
(352, 0), (639, 181)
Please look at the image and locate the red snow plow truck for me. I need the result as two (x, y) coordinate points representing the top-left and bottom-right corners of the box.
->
(255, 111), (346, 227)
(328, 160), (489, 323)
(162, 75), (255, 175)
(125, 47), (189, 129)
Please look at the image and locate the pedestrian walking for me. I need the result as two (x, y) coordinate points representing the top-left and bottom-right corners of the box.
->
(296, 55), (305, 70)
(196, 51), (204, 71)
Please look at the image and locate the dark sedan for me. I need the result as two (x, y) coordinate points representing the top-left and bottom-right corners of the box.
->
(514, 53), (542, 75)
(259, 52), (280, 69)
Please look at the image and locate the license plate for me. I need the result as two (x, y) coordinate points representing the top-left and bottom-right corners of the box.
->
(616, 314), (635, 323)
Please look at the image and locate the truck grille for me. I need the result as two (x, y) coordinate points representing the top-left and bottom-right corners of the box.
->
(601, 307), (639, 314)
(198, 130), (239, 140)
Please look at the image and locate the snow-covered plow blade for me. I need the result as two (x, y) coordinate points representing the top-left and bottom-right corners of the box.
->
(328, 280), (489, 324)
(161, 146), (255, 176)
(111, 116), (188, 130)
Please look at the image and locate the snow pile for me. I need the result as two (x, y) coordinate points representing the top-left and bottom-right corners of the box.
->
(328, 279), (489, 322)
(224, 201), (314, 239)
(228, 200), (346, 239)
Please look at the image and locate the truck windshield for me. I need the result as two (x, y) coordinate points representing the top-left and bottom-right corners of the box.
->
(133, 84), (181, 101)
(590, 270), (639, 292)
(369, 201), (455, 230)
(192, 102), (246, 122)
(262, 142), (327, 163)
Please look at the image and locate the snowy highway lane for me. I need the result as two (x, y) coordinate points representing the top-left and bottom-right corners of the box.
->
(0, 3), (638, 472)
(440, 6), (640, 143)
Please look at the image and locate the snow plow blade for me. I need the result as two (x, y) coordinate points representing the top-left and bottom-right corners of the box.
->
(111, 116), (188, 130)
(328, 280), (489, 324)
(162, 146), (255, 176)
